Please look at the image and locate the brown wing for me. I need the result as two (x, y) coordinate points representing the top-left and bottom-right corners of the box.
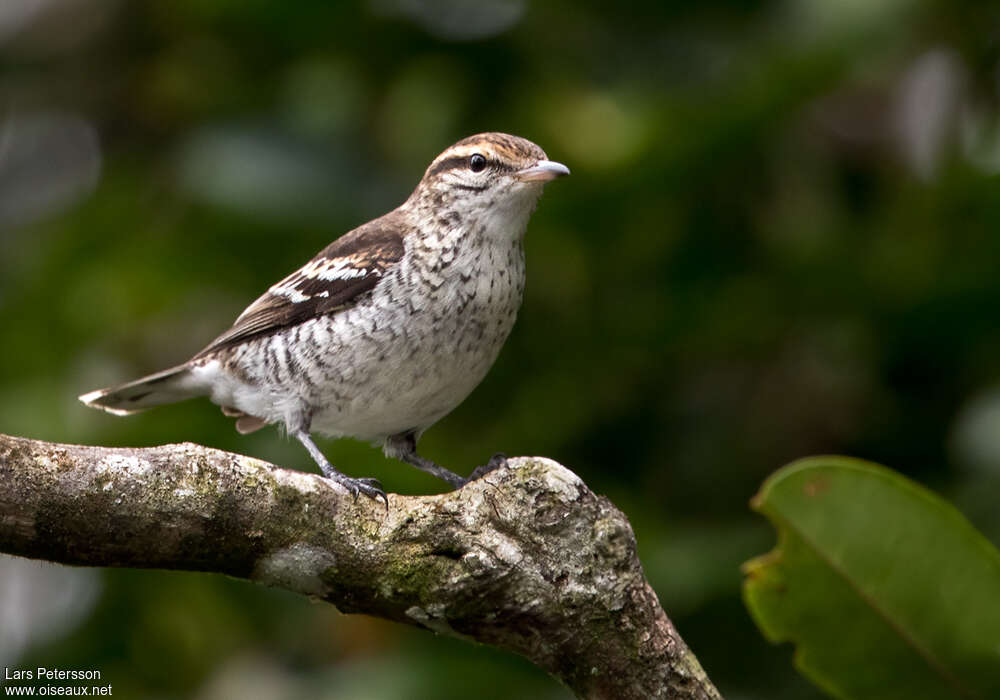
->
(195, 214), (406, 357)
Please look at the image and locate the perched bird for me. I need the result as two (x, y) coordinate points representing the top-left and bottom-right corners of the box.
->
(80, 132), (569, 502)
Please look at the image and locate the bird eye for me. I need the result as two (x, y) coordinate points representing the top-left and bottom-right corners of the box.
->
(469, 154), (487, 172)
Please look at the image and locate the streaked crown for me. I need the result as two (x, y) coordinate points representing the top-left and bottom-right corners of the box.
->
(412, 132), (569, 205)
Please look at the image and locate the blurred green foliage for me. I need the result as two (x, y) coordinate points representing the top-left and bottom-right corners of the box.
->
(2, 0), (1000, 697)
(745, 457), (1000, 698)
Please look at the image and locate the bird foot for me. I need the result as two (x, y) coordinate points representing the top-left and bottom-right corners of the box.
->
(327, 474), (387, 508)
(460, 452), (509, 486)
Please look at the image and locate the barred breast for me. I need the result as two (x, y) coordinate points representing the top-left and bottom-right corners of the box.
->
(207, 229), (526, 442)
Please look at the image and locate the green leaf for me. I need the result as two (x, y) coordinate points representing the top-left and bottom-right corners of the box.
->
(742, 456), (1000, 700)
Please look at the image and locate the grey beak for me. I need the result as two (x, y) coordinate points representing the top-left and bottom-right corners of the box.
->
(516, 159), (571, 183)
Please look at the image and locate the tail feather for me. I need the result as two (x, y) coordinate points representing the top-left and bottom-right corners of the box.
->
(79, 364), (201, 415)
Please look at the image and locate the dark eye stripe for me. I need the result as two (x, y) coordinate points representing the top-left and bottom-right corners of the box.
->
(427, 156), (469, 177)
(427, 154), (516, 178)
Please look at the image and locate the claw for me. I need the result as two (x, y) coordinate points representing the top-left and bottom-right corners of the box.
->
(461, 452), (509, 486)
(485, 452), (508, 472)
(294, 430), (388, 509)
(324, 474), (388, 510)
(350, 477), (387, 508)
(353, 477), (387, 510)
(356, 476), (384, 491)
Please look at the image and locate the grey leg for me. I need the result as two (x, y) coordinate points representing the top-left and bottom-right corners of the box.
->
(294, 430), (386, 505)
(385, 432), (466, 489)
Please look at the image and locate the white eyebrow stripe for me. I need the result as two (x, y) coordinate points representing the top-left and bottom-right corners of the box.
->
(432, 145), (500, 167)
(440, 145), (486, 158)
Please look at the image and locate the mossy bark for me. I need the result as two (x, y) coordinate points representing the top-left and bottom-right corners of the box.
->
(0, 433), (720, 699)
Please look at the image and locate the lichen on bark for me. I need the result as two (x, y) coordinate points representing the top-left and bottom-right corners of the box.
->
(0, 433), (720, 700)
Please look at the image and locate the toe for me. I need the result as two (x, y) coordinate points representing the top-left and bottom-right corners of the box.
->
(461, 453), (509, 486)
(350, 478), (387, 508)
(324, 474), (388, 508)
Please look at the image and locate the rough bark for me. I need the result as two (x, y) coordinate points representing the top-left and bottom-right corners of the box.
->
(0, 433), (720, 699)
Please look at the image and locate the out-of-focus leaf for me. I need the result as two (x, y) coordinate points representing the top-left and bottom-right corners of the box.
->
(742, 456), (1000, 699)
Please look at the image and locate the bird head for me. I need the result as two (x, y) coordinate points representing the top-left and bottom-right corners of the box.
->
(408, 133), (569, 234)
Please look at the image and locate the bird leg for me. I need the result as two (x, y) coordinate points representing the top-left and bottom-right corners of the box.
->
(293, 430), (386, 505)
(384, 432), (466, 488)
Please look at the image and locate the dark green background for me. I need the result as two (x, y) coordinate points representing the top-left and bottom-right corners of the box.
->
(2, 1), (999, 697)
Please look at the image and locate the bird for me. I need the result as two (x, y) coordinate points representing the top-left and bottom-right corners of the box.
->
(79, 132), (569, 503)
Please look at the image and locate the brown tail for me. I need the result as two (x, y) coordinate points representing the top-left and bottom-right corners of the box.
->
(79, 364), (201, 416)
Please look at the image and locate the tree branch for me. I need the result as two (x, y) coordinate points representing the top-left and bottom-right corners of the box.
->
(0, 433), (719, 699)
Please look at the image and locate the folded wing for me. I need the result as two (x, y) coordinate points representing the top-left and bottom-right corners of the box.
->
(196, 216), (406, 357)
